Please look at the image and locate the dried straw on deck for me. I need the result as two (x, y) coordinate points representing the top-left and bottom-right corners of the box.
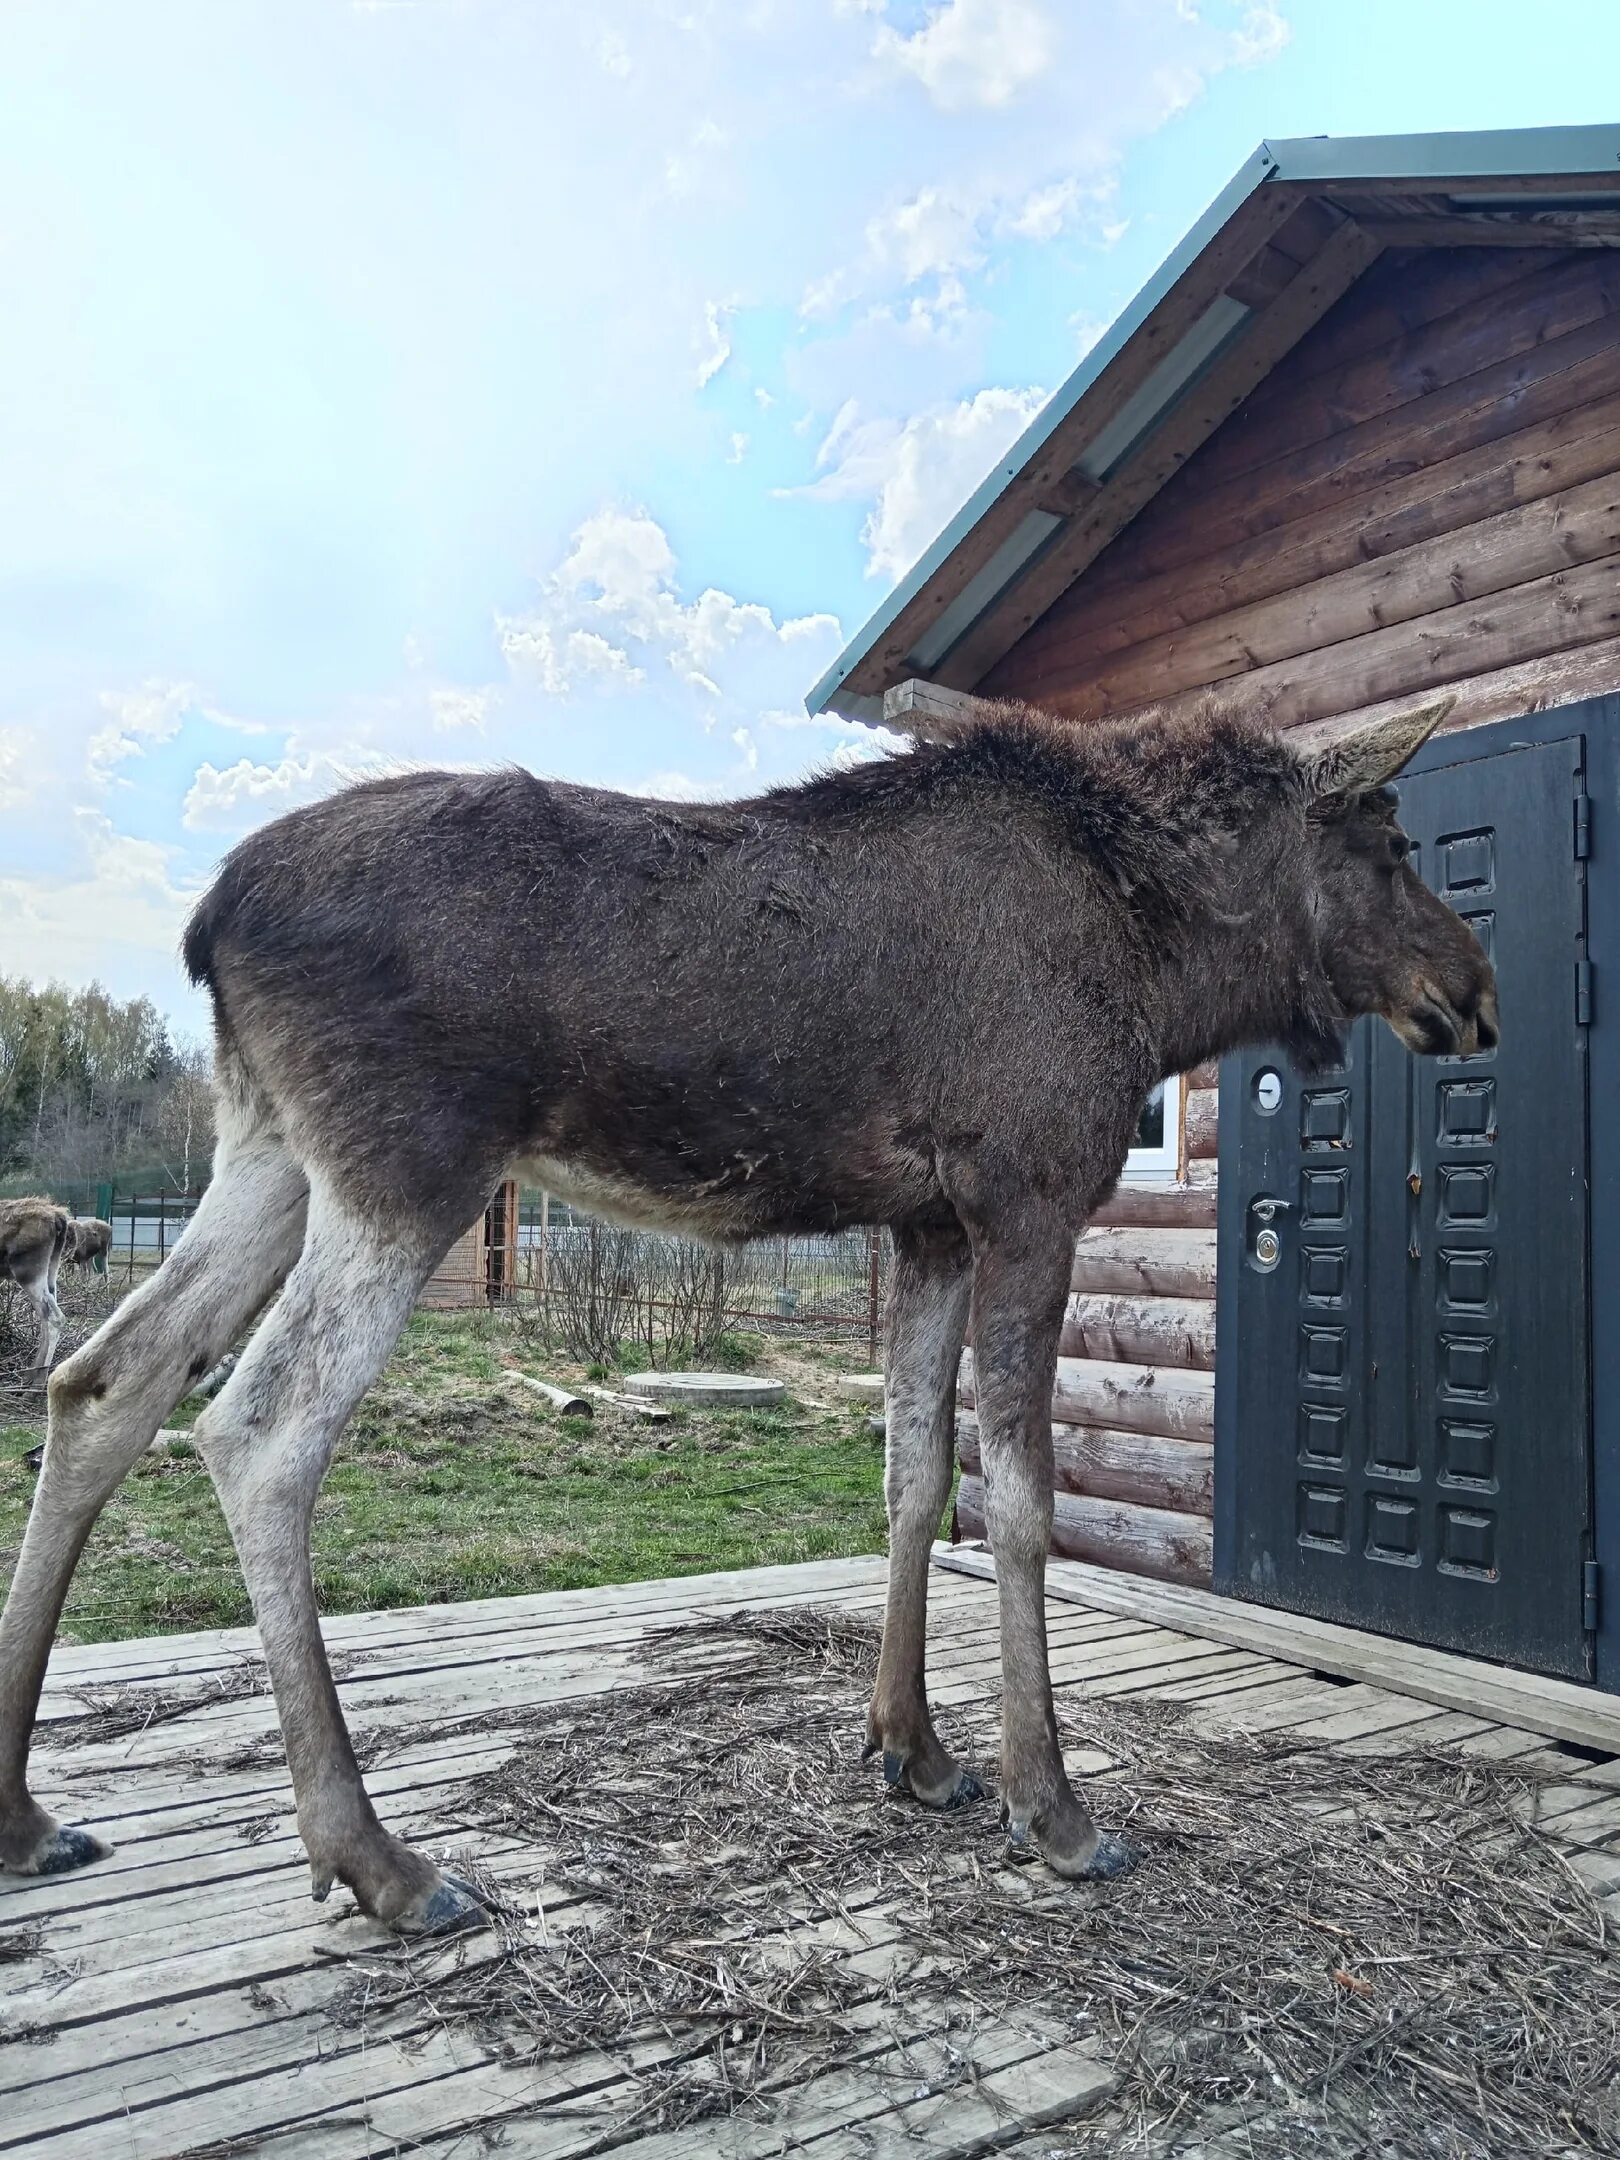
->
(328, 1609), (1620, 2156)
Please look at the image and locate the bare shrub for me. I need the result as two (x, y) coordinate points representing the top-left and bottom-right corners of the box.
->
(538, 1221), (642, 1366)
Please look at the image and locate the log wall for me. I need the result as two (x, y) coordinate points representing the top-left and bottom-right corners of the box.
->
(962, 244), (1620, 1591)
(956, 1072), (1220, 1587)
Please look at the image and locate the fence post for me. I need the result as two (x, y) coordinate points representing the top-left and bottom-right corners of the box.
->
(867, 1227), (882, 1370)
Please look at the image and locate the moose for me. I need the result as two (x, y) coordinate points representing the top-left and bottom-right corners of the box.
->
(0, 695), (1496, 1928)
(0, 1199), (71, 1371)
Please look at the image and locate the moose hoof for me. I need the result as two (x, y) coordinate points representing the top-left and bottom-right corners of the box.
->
(1002, 1804), (1138, 1882)
(868, 1741), (984, 1812)
(398, 1871), (489, 1937)
(5, 1822), (109, 1878)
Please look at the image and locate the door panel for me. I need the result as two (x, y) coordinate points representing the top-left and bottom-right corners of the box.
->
(1217, 735), (1591, 1678)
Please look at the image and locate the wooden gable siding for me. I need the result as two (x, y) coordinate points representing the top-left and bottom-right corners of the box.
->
(983, 246), (1620, 741)
(963, 245), (1620, 1591)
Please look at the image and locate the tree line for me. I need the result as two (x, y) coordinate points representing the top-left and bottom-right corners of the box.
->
(0, 975), (214, 1196)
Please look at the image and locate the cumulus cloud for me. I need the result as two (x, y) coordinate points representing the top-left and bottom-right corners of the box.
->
(0, 811), (203, 1004)
(787, 384), (1047, 584)
(428, 685), (496, 732)
(499, 506), (840, 704)
(182, 755), (340, 833)
(871, 0), (1056, 112)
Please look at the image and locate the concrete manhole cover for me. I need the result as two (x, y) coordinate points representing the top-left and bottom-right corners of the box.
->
(621, 1371), (787, 1409)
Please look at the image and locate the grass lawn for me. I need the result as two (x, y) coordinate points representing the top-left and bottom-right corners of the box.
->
(0, 1309), (903, 1645)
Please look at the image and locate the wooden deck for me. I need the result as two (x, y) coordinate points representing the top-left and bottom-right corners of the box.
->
(4, 1549), (1620, 2159)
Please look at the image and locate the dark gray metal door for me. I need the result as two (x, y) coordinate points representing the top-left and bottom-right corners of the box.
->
(1217, 735), (1592, 1678)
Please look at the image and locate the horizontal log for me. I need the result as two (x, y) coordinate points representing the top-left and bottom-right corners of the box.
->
(1013, 392), (1620, 674)
(1059, 1290), (1215, 1370)
(1051, 548), (1620, 736)
(1184, 1087), (1218, 1162)
(1071, 1226), (1216, 1299)
(960, 1352), (1214, 1444)
(955, 1476), (1213, 1588)
(1029, 467), (1620, 718)
(881, 678), (1000, 741)
(1290, 631), (1620, 751)
(1089, 1173), (1215, 1230)
(957, 1413), (1214, 1514)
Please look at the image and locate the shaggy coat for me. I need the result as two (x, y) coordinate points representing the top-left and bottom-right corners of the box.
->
(0, 698), (1497, 1921)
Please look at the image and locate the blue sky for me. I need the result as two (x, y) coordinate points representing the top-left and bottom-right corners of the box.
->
(3, 0), (1618, 1027)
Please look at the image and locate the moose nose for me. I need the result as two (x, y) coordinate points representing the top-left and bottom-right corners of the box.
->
(1475, 993), (1500, 1053)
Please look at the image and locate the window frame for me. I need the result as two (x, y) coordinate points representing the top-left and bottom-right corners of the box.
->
(1124, 1072), (1184, 1184)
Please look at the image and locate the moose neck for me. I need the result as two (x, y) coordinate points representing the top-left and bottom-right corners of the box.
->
(1147, 825), (1330, 1082)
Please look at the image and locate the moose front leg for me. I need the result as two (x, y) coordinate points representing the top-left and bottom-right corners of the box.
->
(865, 1221), (978, 1808)
(972, 1215), (1137, 1881)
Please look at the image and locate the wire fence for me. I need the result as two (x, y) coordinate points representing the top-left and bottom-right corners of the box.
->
(18, 1182), (889, 1367)
(431, 1195), (890, 1365)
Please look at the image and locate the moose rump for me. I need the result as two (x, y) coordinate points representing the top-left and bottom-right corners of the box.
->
(0, 697), (1495, 1930)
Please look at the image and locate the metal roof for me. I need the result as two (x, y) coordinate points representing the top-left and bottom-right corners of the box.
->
(806, 122), (1620, 720)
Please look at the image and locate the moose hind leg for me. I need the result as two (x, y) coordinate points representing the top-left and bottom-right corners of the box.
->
(20, 1258), (64, 1371)
(865, 1222), (979, 1808)
(973, 1214), (1136, 1882)
(195, 1176), (486, 1935)
(0, 1121), (309, 1876)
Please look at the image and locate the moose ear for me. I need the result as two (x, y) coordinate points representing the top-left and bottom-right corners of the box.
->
(1304, 696), (1455, 799)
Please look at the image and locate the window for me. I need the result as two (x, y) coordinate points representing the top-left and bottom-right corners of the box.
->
(1125, 1074), (1182, 1182)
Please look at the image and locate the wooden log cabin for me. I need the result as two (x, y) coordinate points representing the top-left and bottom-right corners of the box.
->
(806, 124), (1620, 1698)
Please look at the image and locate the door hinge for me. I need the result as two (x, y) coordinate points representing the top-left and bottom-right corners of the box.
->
(1584, 1561), (1601, 1633)
(1575, 789), (1592, 860)
(1577, 959), (1594, 1026)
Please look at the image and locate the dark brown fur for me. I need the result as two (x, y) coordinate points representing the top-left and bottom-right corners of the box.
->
(0, 698), (1495, 1918)
(183, 703), (1488, 1250)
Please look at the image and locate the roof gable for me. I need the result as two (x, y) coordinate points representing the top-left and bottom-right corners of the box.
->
(807, 123), (1620, 722)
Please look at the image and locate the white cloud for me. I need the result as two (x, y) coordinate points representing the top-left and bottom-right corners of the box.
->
(695, 299), (735, 390)
(725, 431), (749, 464)
(428, 685), (496, 732)
(499, 506), (840, 704)
(0, 724), (32, 810)
(788, 384), (1047, 584)
(872, 0), (1056, 112)
(0, 811), (202, 1003)
(86, 679), (195, 782)
(182, 755), (339, 833)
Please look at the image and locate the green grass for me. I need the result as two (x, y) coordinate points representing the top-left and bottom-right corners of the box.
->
(0, 1313), (898, 1644)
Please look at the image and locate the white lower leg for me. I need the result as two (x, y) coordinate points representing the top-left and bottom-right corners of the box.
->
(197, 1181), (481, 1931)
(0, 1124), (308, 1873)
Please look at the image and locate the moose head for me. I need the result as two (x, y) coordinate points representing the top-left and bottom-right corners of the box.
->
(1283, 699), (1499, 1071)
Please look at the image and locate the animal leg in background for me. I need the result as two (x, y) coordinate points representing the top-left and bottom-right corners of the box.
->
(971, 1210), (1137, 1881)
(0, 1118), (308, 1875)
(865, 1220), (978, 1807)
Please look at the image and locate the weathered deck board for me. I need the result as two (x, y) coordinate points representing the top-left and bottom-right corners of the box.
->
(2, 1553), (1614, 2160)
